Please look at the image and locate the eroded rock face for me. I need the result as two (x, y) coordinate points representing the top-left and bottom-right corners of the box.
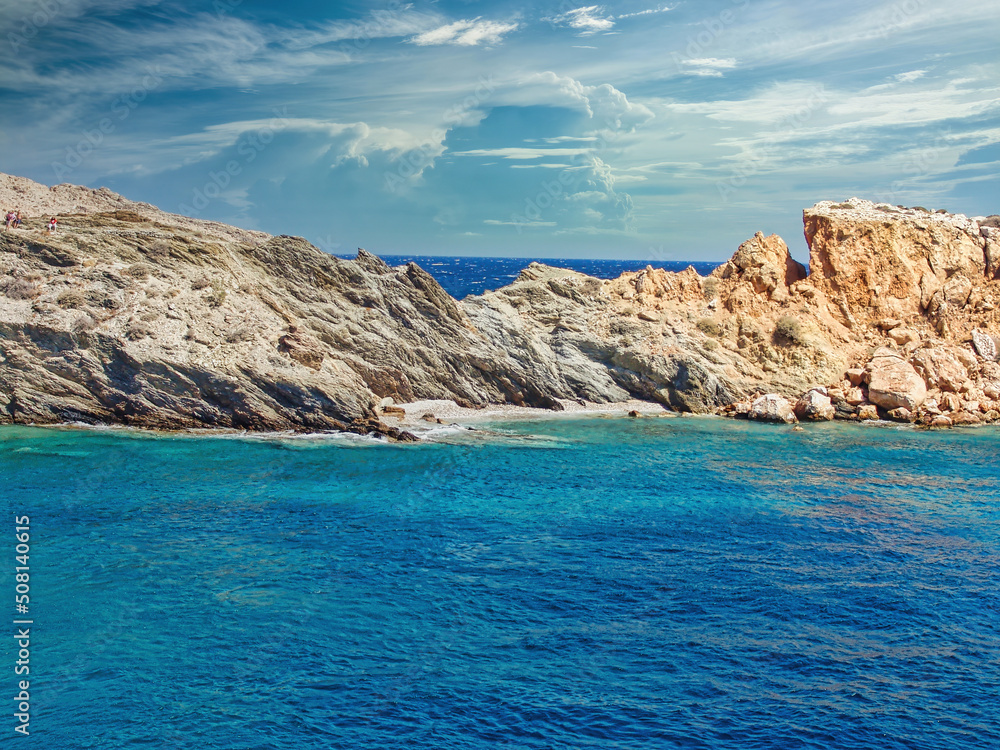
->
(866, 349), (927, 411)
(804, 199), (989, 325)
(2, 173), (999, 432)
(910, 346), (970, 392)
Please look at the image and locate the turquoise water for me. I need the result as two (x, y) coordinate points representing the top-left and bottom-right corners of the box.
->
(1, 417), (999, 749)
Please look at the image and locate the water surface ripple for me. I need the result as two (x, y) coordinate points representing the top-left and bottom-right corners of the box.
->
(1, 418), (998, 749)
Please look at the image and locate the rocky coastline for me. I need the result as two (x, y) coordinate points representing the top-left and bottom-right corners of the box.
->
(1, 172), (998, 438)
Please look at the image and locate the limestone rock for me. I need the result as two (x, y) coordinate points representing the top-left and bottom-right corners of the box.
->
(888, 328), (919, 347)
(748, 394), (798, 423)
(804, 199), (988, 324)
(865, 349), (927, 411)
(887, 407), (914, 422)
(909, 346), (969, 392)
(972, 329), (998, 361)
(857, 404), (880, 420)
(794, 389), (835, 421)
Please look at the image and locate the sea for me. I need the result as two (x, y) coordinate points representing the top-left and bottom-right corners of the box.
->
(1, 256), (999, 749)
(335, 255), (720, 299)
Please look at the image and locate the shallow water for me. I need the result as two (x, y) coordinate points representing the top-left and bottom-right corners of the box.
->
(2, 417), (998, 748)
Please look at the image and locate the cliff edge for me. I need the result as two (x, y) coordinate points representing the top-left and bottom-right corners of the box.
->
(1, 176), (998, 434)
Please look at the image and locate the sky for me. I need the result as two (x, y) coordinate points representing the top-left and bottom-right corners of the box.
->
(0, 0), (998, 262)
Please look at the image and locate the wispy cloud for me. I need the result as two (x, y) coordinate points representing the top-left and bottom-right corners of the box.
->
(451, 147), (590, 160)
(408, 18), (520, 47)
(681, 58), (738, 78)
(616, 4), (676, 20)
(548, 6), (616, 36)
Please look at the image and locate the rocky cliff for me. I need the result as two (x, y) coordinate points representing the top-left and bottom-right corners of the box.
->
(1, 176), (998, 435)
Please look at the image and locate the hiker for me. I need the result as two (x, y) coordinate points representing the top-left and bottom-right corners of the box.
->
(3, 211), (11, 231)
(14, 210), (21, 229)
(48, 217), (58, 234)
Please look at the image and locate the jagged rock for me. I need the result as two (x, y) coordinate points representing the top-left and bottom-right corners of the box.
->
(910, 346), (969, 392)
(865, 349), (927, 411)
(845, 387), (867, 406)
(3, 173), (999, 432)
(713, 232), (806, 303)
(748, 394), (798, 423)
(846, 368), (866, 386)
(887, 407), (914, 422)
(804, 199), (988, 324)
(951, 410), (981, 426)
(930, 415), (953, 428)
(939, 393), (961, 412)
(277, 328), (325, 371)
(857, 404), (880, 420)
(794, 388), (835, 421)
(888, 328), (919, 347)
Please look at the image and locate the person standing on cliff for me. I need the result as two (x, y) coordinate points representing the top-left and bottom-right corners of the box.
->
(14, 210), (22, 228)
(48, 217), (58, 234)
(3, 211), (11, 231)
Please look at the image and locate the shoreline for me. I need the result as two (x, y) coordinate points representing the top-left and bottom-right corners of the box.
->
(3, 398), (985, 444)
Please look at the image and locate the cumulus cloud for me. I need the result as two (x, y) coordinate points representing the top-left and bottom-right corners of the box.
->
(548, 6), (615, 36)
(510, 72), (655, 133)
(408, 18), (519, 47)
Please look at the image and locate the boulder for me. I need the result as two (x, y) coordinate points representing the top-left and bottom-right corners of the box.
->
(748, 394), (798, 423)
(857, 404), (880, 420)
(845, 368), (865, 386)
(909, 346), (969, 392)
(951, 410), (981, 426)
(845, 387), (867, 406)
(939, 392), (961, 412)
(888, 328), (920, 347)
(865, 349), (927, 411)
(972, 329), (998, 361)
(794, 389), (835, 421)
(887, 407), (914, 422)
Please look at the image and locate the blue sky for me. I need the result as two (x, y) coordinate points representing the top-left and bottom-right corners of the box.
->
(0, 0), (997, 261)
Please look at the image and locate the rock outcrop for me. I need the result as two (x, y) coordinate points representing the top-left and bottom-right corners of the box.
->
(1, 176), (999, 434)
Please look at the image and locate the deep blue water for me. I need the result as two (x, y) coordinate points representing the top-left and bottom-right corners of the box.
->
(2, 417), (999, 749)
(336, 255), (720, 299)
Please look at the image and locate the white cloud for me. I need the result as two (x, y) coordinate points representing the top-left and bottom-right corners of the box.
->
(451, 147), (590, 160)
(484, 219), (557, 226)
(616, 4), (676, 20)
(510, 72), (655, 133)
(408, 18), (519, 47)
(894, 70), (928, 83)
(681, 58), (738, 78)
(548, 6), (615, 36)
